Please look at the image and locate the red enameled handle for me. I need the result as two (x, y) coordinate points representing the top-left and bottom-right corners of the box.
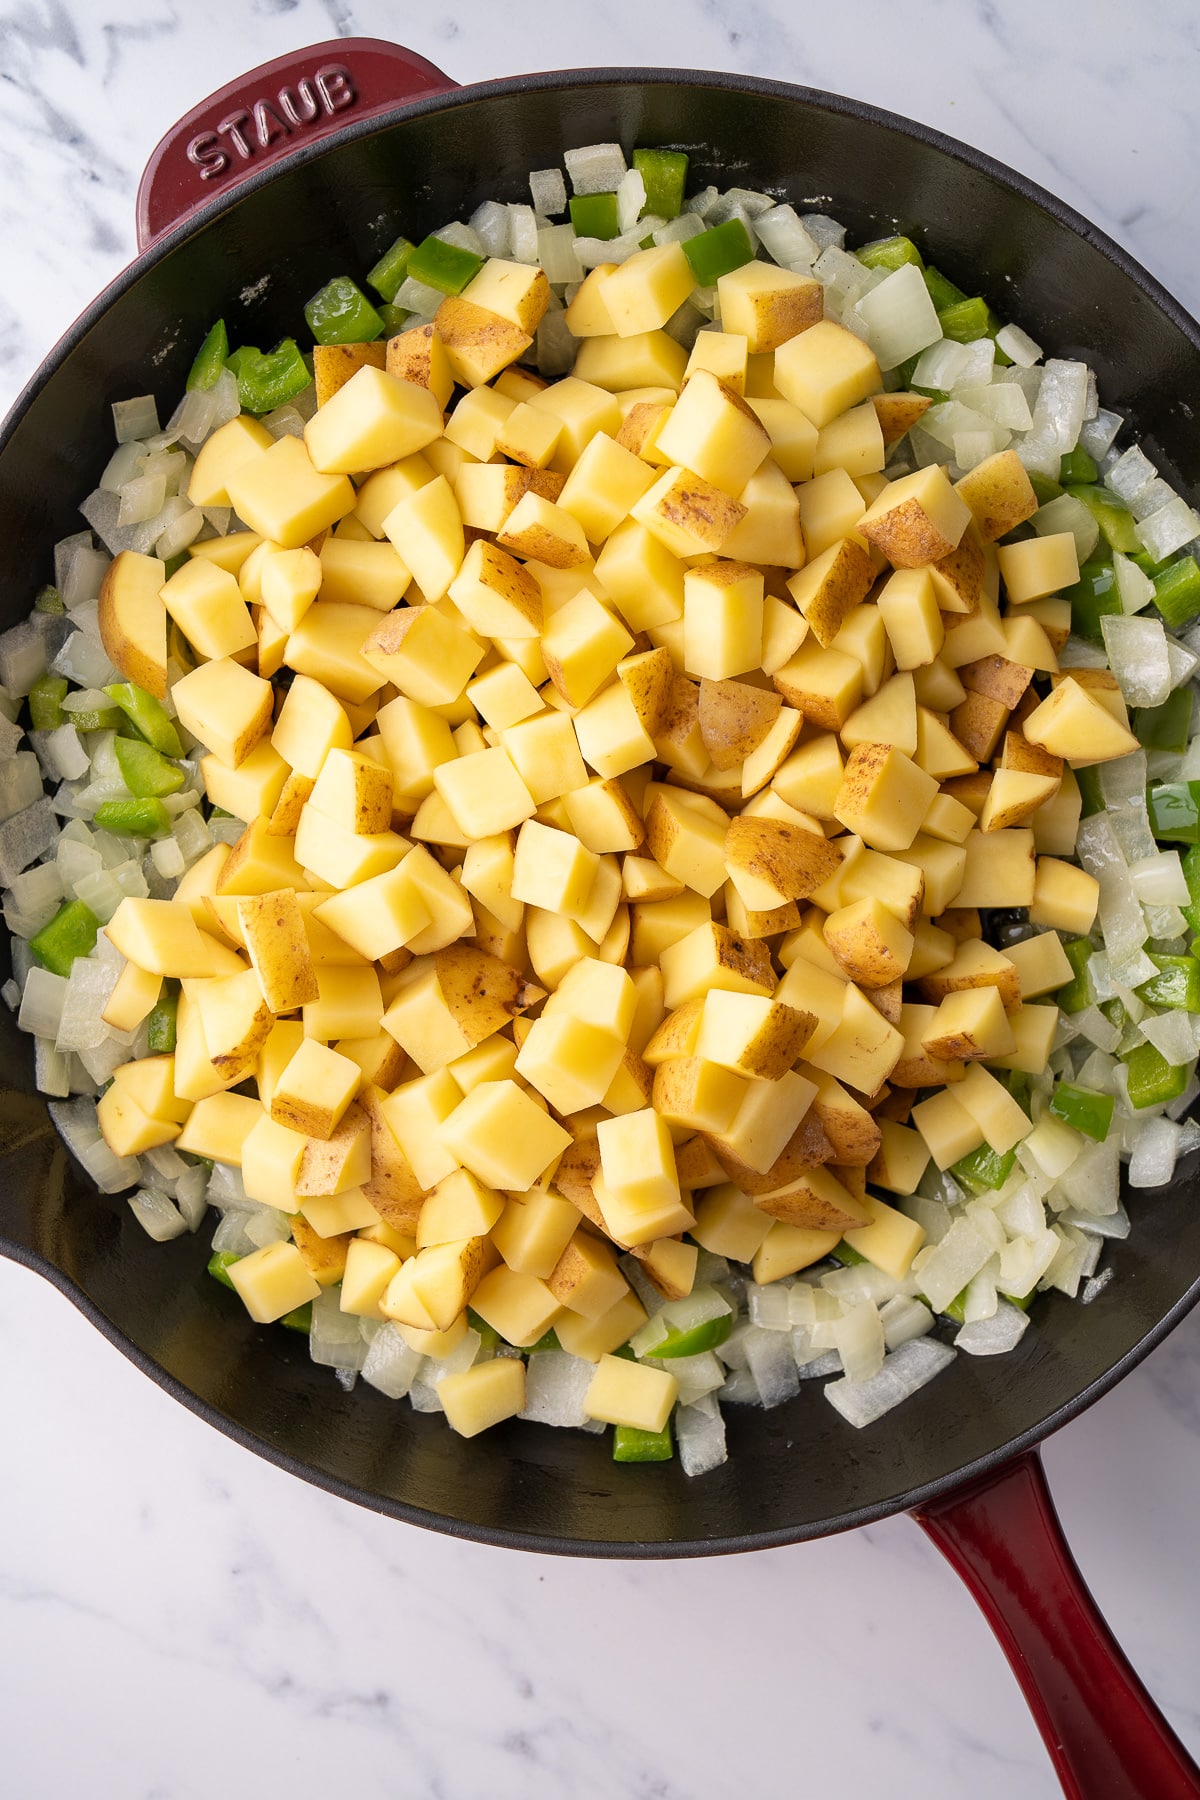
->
(915, 1449), (1200, 1799)
(135, 38), (457, 250)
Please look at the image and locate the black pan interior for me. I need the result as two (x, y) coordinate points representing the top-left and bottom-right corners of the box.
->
(2, 69), (1200, 1554)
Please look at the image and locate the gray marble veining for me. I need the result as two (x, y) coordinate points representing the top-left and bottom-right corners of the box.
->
(1, 4), (1199, 1796)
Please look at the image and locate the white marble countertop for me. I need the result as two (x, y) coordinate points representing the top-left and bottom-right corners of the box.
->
(2, 4), (1200, 1796)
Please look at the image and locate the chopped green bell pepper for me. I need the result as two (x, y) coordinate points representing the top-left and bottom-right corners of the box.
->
(1101, 995), (1129, 1032)
(304, 276), (384, 345)
(208, 1249), (240, 1290)
(1122, 1040), (1192, 1109)
(407, 234), (484, 296)
(922, 265), (967, 310)
(830, 1243), (869, 1267)
(1138, 953), (1200, 1013)
(93, 798), (171, 837)
(612, 1421), (674, 1462)
(113, 736), (185, 799)
(28, 673), (68, 731)
(103, 683), (184, 757)
(937, 295), (999, 343)
(186, 319), (229, 392)
(1134, 687), (1193, 753)
(71, 704), (123, 731)
(1028, 472), (1064, 506)
(1059, 446), (1098, 486)
(569, 193), (620, 240)
(1152, 554), (1200, 629)
(34, 584), (65, 613)
(1049, 1082), (1114, 1141)
(1148, 781), (1200, 844)
(858, 234), (924, 272)
(632, 147), (688, 219)
(1065, 560), (1121, 641)
(951, 1143), (1016, 1193)
(367, 236), (415, 303)
(146, 988), (178, 1054)
(1063, 484), (1140, 554)
(1181, 845), (1200, 936)
(281, 1302), (312, 1333)
(683, 218), (755, 285)
(1075, 766), (1105, 820)
(650, 1313), (733, 1359)
(29, 898), (100, 977)
(226, 339), (311, 414)
(1056, 937), (1096, 1013)
(378, 303), (407, 336)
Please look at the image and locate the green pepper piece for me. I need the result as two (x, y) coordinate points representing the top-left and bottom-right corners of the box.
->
(1181, 845), (1200, 936)
(1100, 996), (1129, 1032)
(208, 1249), (240, 1290)
(1062, 484), (1139, 555)
(1075, 766), (1104, 820)
(1122, 1040), (1192, 1109)
(113, 736), (185, 799)
(407, 234), (485, 296)
(1028, 471), (1064, 506)
(858, 234), (925, 273)
(146, 988), (178, 1054)
(281, 1302), (313, 1333)
(612, 1420), (674, 1462)
(1138, 953), (1200, 1013)
(70, 705), (124, 731)
(527, 1328), (561, 1354)
(226, 340), (311, 414)
(93, 797), (171, 837)
(103, 683), (184, 756)
(942, 1288), (969, 1325)
(1004, 1069), (1034, 1115)
(651, 1313), (733, 1358)
(683, 218), (755, 285)
(367, 236), (415, 303)
(34, 584), (65, 614)
(1148, 781), (1200, 844)
(950, 1143), (1016, 1193)
(378, 303), (407, 336)
(1065, 560), (1121, 642)
(830, 1243), (869, 1267)
(466, 1308), (503, 1354)
(304, 276), (385, 346)
(29, 898), (100, 977)
(1056, 937), (1095, 1014)
(1059, 447), (1098, 486)
(569, 193), (621, 240)
(1048, 1082), (1114, 1141)
(186, 320), (229, 392)
(28, 673), (68, 731)
(632, 148), (689, 220)
(922, 265), (967, 310)
(936, 295), (999, 343)
(1133, 687), (1193, 754)
(1152, 555), (1200, 629)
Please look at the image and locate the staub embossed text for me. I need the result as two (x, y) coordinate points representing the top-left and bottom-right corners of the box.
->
(185, 64), (357, 179)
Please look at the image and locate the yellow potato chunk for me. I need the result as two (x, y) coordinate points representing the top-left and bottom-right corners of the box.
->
(228, 1241), (322, 1324)
(270, 1038), (361, 1139)
(682, 560), (764, 679)
(584, 1354), (678, 1432)
(997, 532), (1080, 604)
(716, 261), (824, 353)
(362, 603), (483, 707)
(631, 465), (747, 558)
(833, 742), (938, 854)
(160, 557), (256, 662)
(172, 657), (273, 769)
(439, 1358), (527, 1438)
(654, 370), (772, 498)
(598, 242), (696, 337)
(225, 435), (356, 550)
(305, 365), (443, 475)
(857, 467), (972, 568)
(436, 1080), (572, 1191)
(772, 319), (882, 429)
(786, 537), (874, 648)
(1029, 856), (1100, 935)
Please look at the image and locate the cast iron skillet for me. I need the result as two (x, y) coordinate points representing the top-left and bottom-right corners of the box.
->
(1, 40), (1198, 1798)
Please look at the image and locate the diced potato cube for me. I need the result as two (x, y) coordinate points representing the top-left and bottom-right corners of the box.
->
(823, 897), (914, 988)
(804, 982), (903, 1093)
(1005, 931), (1074, 999)
(911, 1086), (984, 1169)
(833, 742), (938, 854)
(188, 414), (274, 509)
(469, 1264), (563, 1349)
(547, 1232), (628, 1320)
(867, 1120), (931, 1197)
(752, 1222), (842, 1284)
(431, 746), (536, 839)
(953, 449), (1039, 543)
(955, 1061), (1033, 1154)
(598, 242), (696, 337)
(439, 1357), (527, 1438)
(175, 1091), (261, 1166)
(491, 1191), (581, 1279)
(631, 466), (747, 558)
(877, 567), (944, 670)
(436, 1080), (572, 1191)
(857, 467), (972, 568)
(172, 657), (273, 769)
(1022, 678), (1138, 767)
(226, 434), (356, 550)
(772, 641), (862, 732)
(269, 1038), (360, 1140)
(584, 1354), (678, 1433)
(228, 1241), (322, 1324)
(434, 296), (533, 388)
(953, 829), (1036, 908)
(691, 1182), (774, 1262)
(786, 537), (873, 648)
(305, 365), (443, 476)
(495, 491), (590, 569)
(363, 603), (483, 706)
(1029, 856), (1100, 934)
(106, 897), (225, 979)
(654, 370), (771, 498)
(724, 814), (843, 909)
(338, 1238), (402, 1319)
(717, 261), (823, 353)
(997, 532), (1080, 604)
(773, 319), (881, 428)
(160, 558), (256, 662)
(682, 560), (764, 680)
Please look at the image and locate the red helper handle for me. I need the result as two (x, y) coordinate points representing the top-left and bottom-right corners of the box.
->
(915, 1449), (1200, 1799)
(136, 38), (457, 250)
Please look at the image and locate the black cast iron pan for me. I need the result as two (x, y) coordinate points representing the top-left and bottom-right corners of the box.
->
(1, 42), (1199, 1798)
